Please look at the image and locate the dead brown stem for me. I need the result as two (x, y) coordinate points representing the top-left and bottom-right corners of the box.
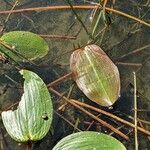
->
(103, 0), (108, 11)
(115, 62), (142, 67)
(71, 100), (150, 137)
(117, 44), (150, 60)
(39, 34), (76, 40)
(49, 87), (129, 140)
(0, 5), (149, 27)
(47, 72), (72, 88)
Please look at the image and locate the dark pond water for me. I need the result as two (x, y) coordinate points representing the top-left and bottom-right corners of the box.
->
(0, 0), (150, 150)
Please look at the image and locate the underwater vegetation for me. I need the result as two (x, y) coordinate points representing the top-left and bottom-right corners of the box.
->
(0, 0), (150, 150)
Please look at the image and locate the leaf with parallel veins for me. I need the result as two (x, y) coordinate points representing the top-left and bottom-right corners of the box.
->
(70, 44), (120, 107)
(2, 69), (53, 142)
(52, 131), (126, 150)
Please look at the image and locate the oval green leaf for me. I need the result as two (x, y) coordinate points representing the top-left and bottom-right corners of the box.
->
(0, 31), (49, 61)
(52, 131), (126, 150)
(2, 69), (53, 142)
(70, 44), (120, 107)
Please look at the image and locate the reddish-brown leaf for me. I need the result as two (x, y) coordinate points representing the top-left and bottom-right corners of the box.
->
(70, 45), (120, 107)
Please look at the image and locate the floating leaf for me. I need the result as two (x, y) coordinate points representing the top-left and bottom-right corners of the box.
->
(70, 44), (120, 107)
(52, 131), (126, 150)
(0, 31), (49, 61)
(2, 69), (53, 142)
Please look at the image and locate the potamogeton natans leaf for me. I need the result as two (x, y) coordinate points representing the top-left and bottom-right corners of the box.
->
(52, 131), (126, 150)
(2, 70), (53, 142)
(70, 45), (120, 107)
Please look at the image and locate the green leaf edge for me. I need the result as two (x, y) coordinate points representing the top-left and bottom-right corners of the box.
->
(0, 31), (49, 61)
(1, 69), (53, 142)
(53, 131), (126, 150)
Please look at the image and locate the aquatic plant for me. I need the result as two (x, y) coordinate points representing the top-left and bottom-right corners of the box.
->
(0, 0), (150, 150)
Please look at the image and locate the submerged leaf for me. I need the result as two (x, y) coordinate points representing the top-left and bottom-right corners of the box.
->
(70, 45), (120, 107)
(91, 8), (111, 37)
(0, 31), (49, 61)
(2, 70), (53, 142)
(52, 131), (126, 150)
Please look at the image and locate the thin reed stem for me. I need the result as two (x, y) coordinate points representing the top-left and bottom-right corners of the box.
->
(0, 5), (149, 27)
